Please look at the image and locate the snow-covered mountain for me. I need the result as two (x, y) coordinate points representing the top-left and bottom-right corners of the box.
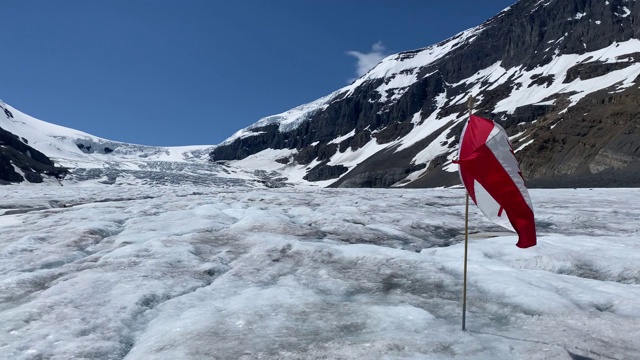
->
(0, 102), (284, 187)
(212, 0), (640, 188)
(2, 0), (639, 189)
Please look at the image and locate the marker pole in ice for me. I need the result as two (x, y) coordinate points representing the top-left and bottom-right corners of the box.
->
(462, 95), (474, 332)
(462, 192), (470, 331)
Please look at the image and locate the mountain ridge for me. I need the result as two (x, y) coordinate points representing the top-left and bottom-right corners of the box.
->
(211, 0), (640, 188)
(0, 103), (276, 187)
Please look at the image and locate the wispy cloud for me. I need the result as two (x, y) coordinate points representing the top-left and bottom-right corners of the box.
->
(346, 41), (388, 81)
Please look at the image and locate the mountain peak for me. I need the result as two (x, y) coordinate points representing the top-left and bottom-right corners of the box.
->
(212, 0), (640, 188)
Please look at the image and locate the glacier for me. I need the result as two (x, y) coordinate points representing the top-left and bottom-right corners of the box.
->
(1, 185), (638, 359)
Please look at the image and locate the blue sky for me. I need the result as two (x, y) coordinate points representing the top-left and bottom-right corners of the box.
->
(0, 0), (516, 146)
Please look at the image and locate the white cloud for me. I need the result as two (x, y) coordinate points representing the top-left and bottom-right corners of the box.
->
(346, 41), (388, 80)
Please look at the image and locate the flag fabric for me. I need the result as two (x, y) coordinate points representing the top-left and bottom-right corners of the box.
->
(455, 114), (536, 248)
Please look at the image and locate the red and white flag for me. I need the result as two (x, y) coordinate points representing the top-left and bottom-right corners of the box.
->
(456, 115), (536, 248)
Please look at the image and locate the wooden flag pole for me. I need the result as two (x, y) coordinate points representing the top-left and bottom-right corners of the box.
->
(462, 95), (474, 331)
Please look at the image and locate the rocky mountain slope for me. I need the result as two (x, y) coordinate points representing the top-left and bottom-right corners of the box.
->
(0, 102), (68, 184)
(211, 0), (640, 188)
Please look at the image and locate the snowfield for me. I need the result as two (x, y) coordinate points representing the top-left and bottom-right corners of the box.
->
(0, 186), (639, 360)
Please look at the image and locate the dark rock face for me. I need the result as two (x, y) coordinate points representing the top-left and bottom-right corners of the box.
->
(517, 85), (640, 186)
(1, 127), (54, 166)
(212, 0), (640, 188)
(303, 162), (348, 182)
(0, 152), (24, 183)
(0, 126), (68, 184)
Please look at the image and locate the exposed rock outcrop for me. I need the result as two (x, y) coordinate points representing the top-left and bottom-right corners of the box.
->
(0, 126), (68, 184)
